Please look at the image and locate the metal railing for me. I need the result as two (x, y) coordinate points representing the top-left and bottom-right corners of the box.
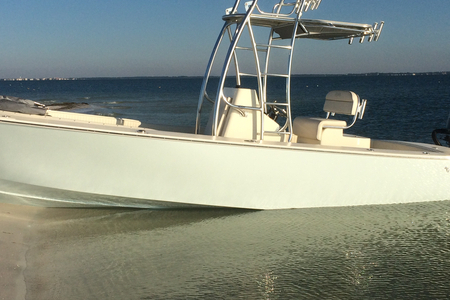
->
(195, 0), (382, 142)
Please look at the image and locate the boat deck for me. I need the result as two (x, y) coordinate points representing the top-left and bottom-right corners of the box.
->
(1, 109), (449, 160)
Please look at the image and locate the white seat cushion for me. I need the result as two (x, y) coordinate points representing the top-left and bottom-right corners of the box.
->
(324, 90), (359, 115)
(293, 117), (346, 140)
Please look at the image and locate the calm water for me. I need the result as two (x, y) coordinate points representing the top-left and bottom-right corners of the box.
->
(2, 75), (450, 299)
(21, 202), (450, 299)
(1, 74), (449, 142)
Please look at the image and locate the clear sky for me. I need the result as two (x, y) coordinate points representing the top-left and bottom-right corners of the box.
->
(1, 0), (449, 78)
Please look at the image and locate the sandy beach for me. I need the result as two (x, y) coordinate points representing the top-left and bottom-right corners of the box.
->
(0, 203), (41, 300)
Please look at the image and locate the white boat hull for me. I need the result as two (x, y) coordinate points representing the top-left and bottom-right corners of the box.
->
(1, 114), (449, 209)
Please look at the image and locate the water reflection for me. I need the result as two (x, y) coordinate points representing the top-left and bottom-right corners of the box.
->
(22, 201), (450, 299)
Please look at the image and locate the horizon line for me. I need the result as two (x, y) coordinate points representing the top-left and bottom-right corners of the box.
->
(1, 71), (448, 81)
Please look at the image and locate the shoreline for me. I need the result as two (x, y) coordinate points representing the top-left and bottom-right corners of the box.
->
(1, 71), (449, 82)
(0, 203), (41, 300)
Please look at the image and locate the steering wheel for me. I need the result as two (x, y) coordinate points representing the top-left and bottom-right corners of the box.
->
(267, 104), (287, 121)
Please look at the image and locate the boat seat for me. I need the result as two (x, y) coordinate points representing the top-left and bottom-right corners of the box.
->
(293, 90), (370, 148)
(213, 87), (282, 141)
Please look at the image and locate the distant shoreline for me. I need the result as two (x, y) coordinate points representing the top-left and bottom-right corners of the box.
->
(1, 71), (448, 81)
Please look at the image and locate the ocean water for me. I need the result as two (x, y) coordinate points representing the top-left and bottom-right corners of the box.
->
(1, 75), (450, 299)
(2, 74), (449, 142)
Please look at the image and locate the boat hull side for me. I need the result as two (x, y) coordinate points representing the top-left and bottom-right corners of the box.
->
(0, 178), (209, 208)
(1, 120), (450, 209)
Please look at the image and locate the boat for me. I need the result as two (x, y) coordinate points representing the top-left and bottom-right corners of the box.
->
(432, 112), (450, 147)
(1, 0), (449, 209)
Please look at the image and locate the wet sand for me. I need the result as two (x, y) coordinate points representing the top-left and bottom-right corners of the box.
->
(0, 203), (41, 300)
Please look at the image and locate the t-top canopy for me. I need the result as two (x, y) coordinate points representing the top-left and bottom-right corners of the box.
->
(223, 14), (383, 42)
